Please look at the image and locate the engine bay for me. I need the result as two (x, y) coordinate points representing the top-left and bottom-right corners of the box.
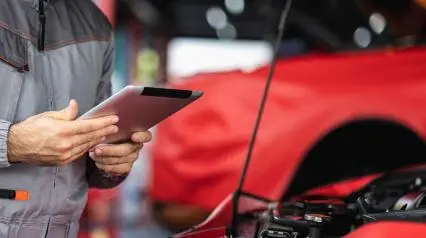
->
(235, 168), (426, 238)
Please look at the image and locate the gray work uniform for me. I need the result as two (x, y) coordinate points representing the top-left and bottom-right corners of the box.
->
(0, 0), (125, 237)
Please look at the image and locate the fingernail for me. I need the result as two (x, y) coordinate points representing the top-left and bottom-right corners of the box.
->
(110, 126), (118, 133)
(112, 116), (119, 123)
(100, 137), (106, 142)
(89, 152), (95, 159)
(95, 148), (102, 156)
(131, 135), (139, 142)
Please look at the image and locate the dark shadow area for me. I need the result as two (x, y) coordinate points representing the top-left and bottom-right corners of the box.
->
(283, 119), (426, 200)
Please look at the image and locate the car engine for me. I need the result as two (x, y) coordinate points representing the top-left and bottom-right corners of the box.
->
(234, 168), (426, 238)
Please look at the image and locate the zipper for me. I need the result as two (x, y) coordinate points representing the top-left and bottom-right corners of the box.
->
(37, 3), (54, 236)
(44, 216), (51, 238)
(44, 167), (57, 238)
(44, 168), (58, 238)
(43, 57), (55, 238)
(38, 0), (46, 52)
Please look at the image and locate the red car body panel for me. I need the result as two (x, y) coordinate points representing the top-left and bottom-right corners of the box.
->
(173, 196), (233, 238)
(150, 47), (426, 237)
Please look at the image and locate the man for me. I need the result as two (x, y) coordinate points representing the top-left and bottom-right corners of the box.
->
(0, 0), (151, 237)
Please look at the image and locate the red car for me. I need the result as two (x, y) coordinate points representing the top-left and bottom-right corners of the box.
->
(151, 46), (426, 237)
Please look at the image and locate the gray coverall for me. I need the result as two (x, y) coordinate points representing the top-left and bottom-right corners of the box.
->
(0, 0), (125, 237)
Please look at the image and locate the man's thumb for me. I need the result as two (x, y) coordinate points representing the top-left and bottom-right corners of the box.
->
(46, 99), (79, 120)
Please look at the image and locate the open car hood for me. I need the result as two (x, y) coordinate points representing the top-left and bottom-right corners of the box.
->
(164, 47), (426, 238)
(152, 46), (426, 208)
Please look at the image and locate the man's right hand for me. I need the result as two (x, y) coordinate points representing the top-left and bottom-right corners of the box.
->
(7, 99), (119, 166)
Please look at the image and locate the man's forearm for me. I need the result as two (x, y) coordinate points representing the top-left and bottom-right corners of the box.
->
(86, 155), (127, 189)
(0, 120), (12, 168)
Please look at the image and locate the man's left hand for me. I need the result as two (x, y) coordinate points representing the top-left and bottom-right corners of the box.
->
(89, 131), (152, 175)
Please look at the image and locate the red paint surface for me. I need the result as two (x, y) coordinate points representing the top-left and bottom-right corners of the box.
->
(150, 47), (426, 237)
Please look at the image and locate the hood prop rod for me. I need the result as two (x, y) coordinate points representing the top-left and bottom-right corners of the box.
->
(230, 0), (293, 236)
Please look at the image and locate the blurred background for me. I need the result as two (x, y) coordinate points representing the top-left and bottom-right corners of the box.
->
(80, 0), (426, 237)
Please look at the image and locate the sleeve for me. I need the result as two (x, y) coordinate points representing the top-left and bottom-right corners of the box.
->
(0, 120), (11, 168)
(86, 35), (127, 189)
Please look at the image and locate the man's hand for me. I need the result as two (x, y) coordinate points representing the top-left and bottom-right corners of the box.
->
(89, 131), (152, 175)
(7, 100), (119, 166)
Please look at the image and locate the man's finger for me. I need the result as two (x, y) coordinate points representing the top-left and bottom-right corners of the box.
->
(60, 141), (101, 166)
(59, 151), (86, 166)
(63, 136), (108, 162)
(70, 125), (118, 147)
(57, 137), (106, 166)
(65, 115), (119, 135)
(58, 149), (89, 166)
(93, 143), (140, 157)
(131, 131), (152, 144)
(44, 99), (79, 121)
(95, 162), (133, 175)
(90, 152), (139, 165)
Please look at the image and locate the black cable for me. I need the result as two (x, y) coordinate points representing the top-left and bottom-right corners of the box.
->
(230, 0), (294, 235)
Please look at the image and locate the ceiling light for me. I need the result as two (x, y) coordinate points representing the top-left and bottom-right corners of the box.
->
(225, 0), (245, 15)
(369, 13), (386, 34)
(206, 7), (228, 30)
(216, 23), (237, 40)
(353, 27), (372, 48)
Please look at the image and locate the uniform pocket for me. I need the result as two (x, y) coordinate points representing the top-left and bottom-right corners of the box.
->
(0, 27), (28, 121)
(0, 220), (9, 238)
(46, 224), (69, 238)
(0, 28), (29, 72)
(65, 221), (78, 238)
(10, 224), (45, 238)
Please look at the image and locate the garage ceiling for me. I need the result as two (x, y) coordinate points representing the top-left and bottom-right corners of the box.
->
(117, 0), (402, 51)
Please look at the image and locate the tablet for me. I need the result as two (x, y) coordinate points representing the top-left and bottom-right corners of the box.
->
(79, 85), (203, 144)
